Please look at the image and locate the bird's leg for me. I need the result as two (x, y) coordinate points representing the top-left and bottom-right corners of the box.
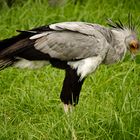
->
(60, 67), (85, 112)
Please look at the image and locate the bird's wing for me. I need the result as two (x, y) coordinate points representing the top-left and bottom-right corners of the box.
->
(30, 22), (109, 61)
(49, 22), (102, 35)
(30, 22), (106, 38)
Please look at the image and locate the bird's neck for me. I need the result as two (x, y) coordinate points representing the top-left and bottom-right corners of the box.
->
(111, 28), (132, 54)
(103, 29), (131, 64)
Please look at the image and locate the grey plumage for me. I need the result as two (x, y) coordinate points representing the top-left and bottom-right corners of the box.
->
(0, 21), (139, 110)
(34, 30), (107, 60)
(31, 22), (138, 65)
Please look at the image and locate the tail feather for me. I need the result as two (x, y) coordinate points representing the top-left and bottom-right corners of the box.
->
(0, 25), (52, 70)
(0, 38), (34, 58)
(0, 32), (35, 69)
(0, 58), (15, 70)
(0, 32), (34, 52)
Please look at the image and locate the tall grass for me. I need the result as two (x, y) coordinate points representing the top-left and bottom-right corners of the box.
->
(0, 0), (140, 139)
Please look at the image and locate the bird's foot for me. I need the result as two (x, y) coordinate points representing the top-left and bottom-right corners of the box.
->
(63, 104), (73, 113)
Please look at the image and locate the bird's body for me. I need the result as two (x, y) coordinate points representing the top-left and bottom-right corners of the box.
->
(0, 21), (139, 111)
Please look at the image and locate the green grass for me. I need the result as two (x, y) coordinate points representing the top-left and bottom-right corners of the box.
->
(0, 0), (140, 139)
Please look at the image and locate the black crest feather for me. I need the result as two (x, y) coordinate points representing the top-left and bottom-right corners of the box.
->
(107, 13), (138, 31)
(107, 18), (124, 30)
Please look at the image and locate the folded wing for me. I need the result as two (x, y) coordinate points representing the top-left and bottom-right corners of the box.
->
(31, 22), (109, 61)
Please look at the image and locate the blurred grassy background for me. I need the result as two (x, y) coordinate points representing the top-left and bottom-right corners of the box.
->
(0, 0), (140, 139)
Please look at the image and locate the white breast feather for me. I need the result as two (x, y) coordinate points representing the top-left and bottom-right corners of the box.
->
(68, 56), (102, 80)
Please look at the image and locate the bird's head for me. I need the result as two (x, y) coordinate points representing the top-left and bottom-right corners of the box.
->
(107, 14), (140, 58)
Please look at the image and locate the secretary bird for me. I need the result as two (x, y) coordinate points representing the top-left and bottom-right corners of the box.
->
(0, 19), (139, 112)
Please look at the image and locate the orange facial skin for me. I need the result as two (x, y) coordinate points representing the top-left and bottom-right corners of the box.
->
(130, 40), (139, 54)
